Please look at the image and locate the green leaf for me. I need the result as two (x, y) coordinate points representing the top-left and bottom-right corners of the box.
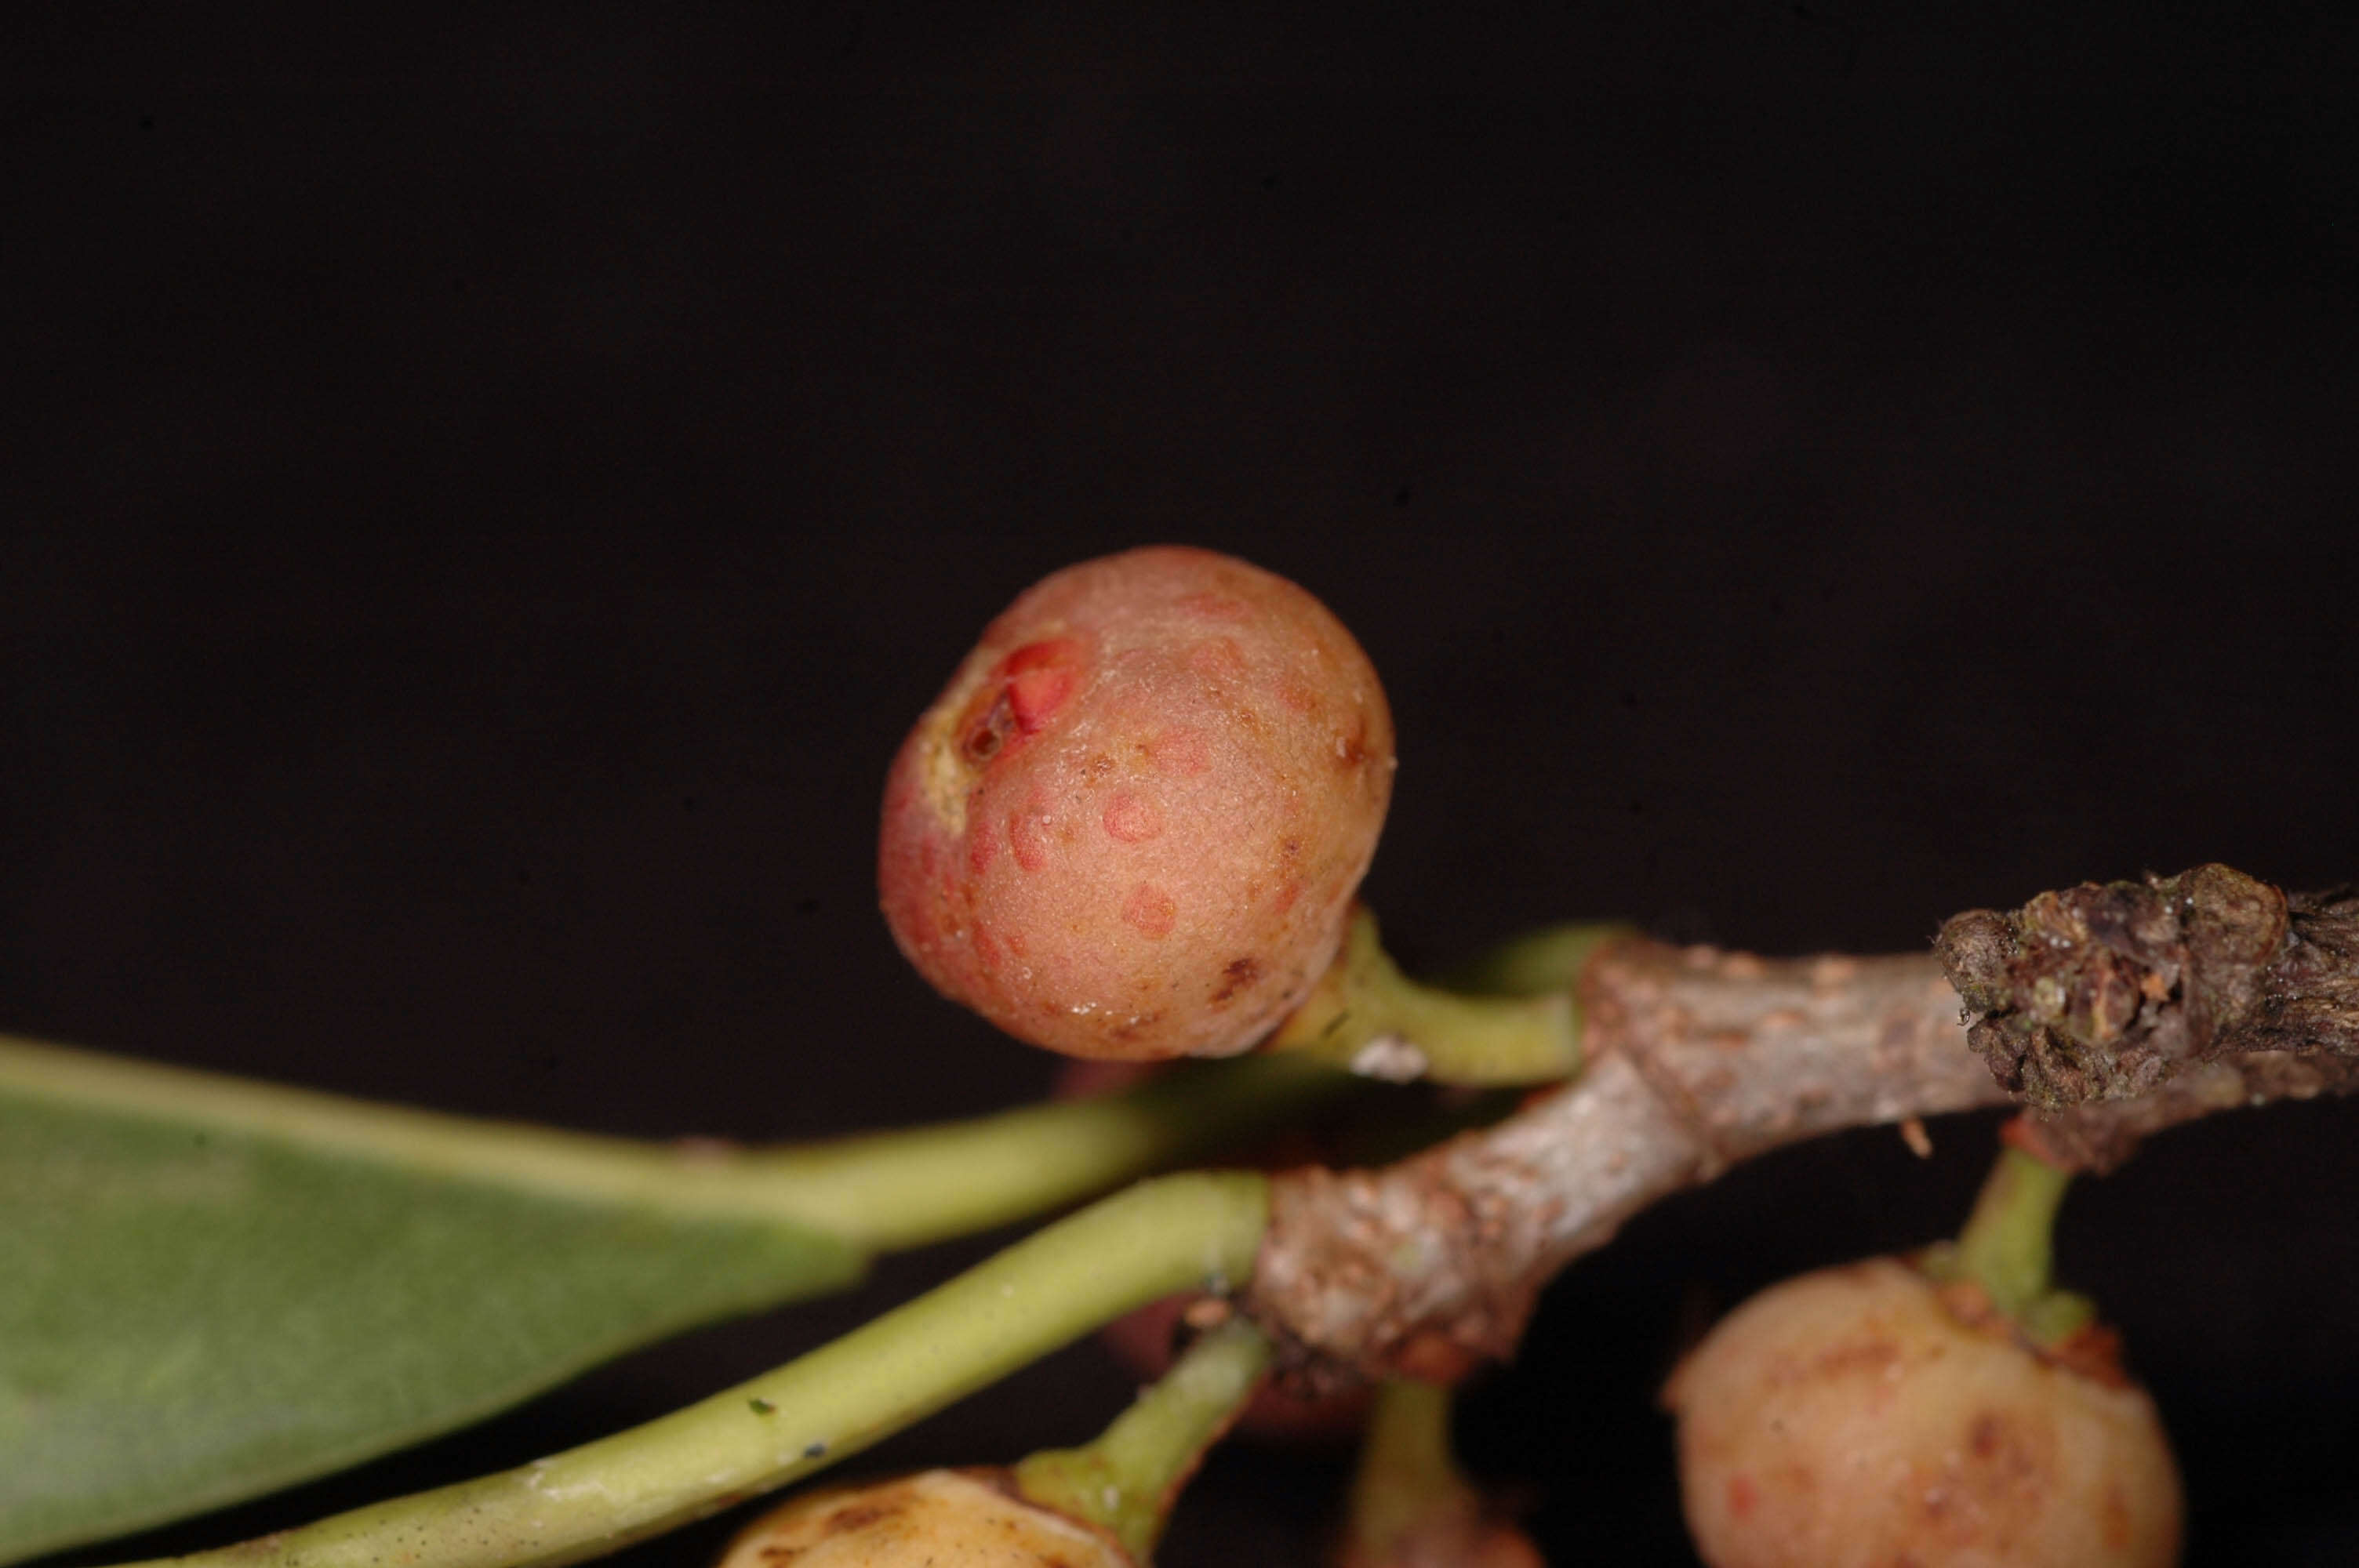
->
(0, 1038), (866, 1565)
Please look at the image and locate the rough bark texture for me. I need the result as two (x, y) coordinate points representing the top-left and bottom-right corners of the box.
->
(1937, 865), (2359, 1112)
(1248, 940), (2008, 1388)
(2010, 1051), (2359, 1174)
(1250, 870), (2359, 1381)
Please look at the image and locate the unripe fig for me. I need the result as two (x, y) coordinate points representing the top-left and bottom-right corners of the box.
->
(716, 1468), (1130, 1568)
(1661, 1257), (2183, 1568)
(880, 546), (1395, 1060)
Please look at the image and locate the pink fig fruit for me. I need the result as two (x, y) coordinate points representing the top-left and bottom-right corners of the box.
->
(880, 546), (1394, 1060)
(1661, 1257), (2183, 1568)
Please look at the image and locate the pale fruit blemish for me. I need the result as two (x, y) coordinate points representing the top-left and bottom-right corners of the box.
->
(1102, 789), (1165, 844)
(1122, 884), (1178, 938)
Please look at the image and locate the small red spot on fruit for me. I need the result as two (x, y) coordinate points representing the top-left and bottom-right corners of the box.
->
(1007, 666), (1072, 730)
(1122, 884), (1177, 938)
(1142, 727), (1209, 778)
(1009, 809), (1050, 873)
(967, 829), (997, 876)
(1001, 638), (1080, 731)
(1003, 638), (1073, 674)
(1102, 789), (1164, 844)
(1278, 676), (1318, 714)
(1726, 1473), (1757, 1519)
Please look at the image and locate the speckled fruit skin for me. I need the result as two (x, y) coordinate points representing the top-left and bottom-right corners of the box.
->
(715, 1469), (1129, 1567)
(1661, 1258), (2183, 1568)
(879, 546), (1395, 1060)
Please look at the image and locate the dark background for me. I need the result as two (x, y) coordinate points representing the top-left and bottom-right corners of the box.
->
(7, 5), (2358, 1563)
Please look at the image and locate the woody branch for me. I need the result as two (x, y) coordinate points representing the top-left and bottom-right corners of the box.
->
(1245, 864), (2359, 1384)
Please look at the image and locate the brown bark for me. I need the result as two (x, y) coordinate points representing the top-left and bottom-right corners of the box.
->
(1249, 940), (2006, 1387)
(1936, 864), (2359, 1111)
(2007, 1050), (2359, 1173)
(1248, 866), (2359, 1382)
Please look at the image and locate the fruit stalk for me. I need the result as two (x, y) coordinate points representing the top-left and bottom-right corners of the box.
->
(0, 1032), (1350, 1254)
(1265, 905), (1587, 1085)
(1015, 1318), (1272, 1559)
(1330, 1379), (1540, 1568)
(99, 1174), (1270, 1568)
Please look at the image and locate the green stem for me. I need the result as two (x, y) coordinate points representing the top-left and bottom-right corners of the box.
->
(1341, 1380), (1478, 1559)
(1015, 1319), (1270, 1561)
(1267, 908), (1586, 1085)
(1939, 1141), (2074, 1320)
(759, 1054), (1346, 1248)
(1448, 919), (1639, 998)
(0, 1032), (1346, 1250)
(106, 1172), (1271, 1568)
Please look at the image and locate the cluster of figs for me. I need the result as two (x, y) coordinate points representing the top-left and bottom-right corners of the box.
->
(737, 547), (2185, 1566)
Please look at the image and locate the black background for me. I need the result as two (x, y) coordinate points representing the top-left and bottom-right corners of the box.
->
(8, 5), (2359, 1563)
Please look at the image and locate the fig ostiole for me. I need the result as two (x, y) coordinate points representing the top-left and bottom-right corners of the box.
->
(879, 546), (1394, 1062)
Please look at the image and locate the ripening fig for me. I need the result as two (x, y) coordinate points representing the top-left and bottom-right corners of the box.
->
(1660, 1257), (2183, 1568)
(715, 1468), (1131, 1568)
(880, 546), (1395, 1060)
